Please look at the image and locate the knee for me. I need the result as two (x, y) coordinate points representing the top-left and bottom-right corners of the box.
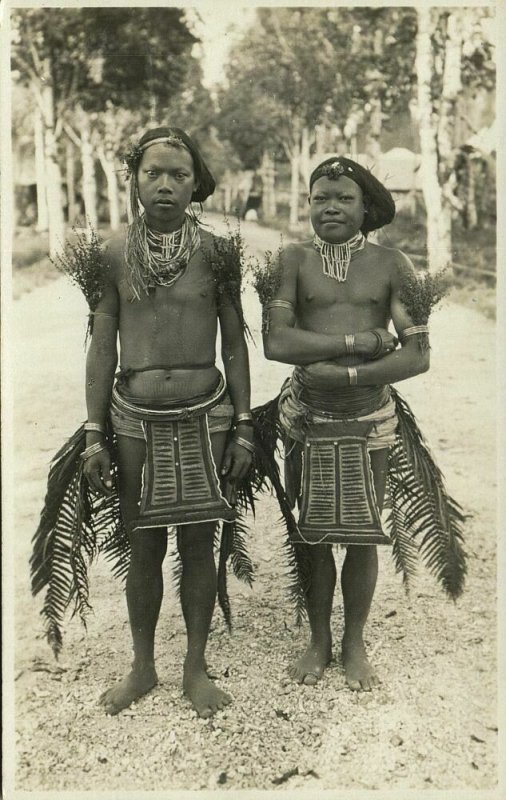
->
(178, 527), (215, 564)
(345, 545), (377, 565)
(129, 532), (167, 570)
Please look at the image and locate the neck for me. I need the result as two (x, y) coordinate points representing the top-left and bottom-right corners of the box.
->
(143, 213), (187, 234)
(314, 229), (363, 247)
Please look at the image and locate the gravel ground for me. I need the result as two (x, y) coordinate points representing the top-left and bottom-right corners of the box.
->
(6, 216), (500, 797)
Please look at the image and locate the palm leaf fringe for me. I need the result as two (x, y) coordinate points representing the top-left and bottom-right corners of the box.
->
(249, 397), (308, 624)
(32, 424), (129, 657)
(385, 388), (467, 599)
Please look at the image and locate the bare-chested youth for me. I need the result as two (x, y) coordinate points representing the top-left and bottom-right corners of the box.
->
(83, 127), (253, 717)
(264, 156), (429, 691)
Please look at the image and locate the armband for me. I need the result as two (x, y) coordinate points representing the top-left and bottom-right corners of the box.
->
(399, 325), (429, 343)
(266, 300), (295, 312)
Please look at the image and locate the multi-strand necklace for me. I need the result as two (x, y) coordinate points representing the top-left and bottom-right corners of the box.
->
(313, 230), (366, 282)
(126, 214), (201, 298)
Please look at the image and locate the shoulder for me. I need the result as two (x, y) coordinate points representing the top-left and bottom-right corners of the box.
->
(365, 241), (415, 283)
(280, 240), (311, 270)
(102, 229), (128, 284)
(102, 229), (126, 261)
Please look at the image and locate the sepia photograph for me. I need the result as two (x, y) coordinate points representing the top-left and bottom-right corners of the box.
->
(2, 0), (501, 797)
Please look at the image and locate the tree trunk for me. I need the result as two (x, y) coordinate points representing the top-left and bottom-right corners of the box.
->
(65, 139), (77, 225)
(98, 146), (121, 230)
(33, 107), (48, 233)
(260, 150), (277, 220)
(288, 123), (302, 230)
(365, 98), (383, 161)
(415, 8), (449, 271)
(466, 158), (478, 230)
(78, 109), (98, 232)
(39, 68), (65, 258)
(299, 126), (312, 185)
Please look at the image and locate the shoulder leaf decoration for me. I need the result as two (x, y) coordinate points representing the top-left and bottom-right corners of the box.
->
(51, 228), (111, 341)
(398, 266), (449, 352)
(251, 244), (284, 333)
(202, 225), (251, 339)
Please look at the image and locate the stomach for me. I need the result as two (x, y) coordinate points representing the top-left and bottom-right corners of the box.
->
(118, 365), (220, 405)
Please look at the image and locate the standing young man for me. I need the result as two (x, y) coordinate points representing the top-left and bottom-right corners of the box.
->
(82, 126), (253, 717)
(263, 156), (430, 691)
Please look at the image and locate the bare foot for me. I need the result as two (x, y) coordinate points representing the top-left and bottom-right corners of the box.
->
(342, 635), (380, 691)
(99, 664), (158, 715)
(183, 661), (232, 718)
(288, 642), (332, 685)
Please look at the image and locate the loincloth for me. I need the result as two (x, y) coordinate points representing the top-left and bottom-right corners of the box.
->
(278, 370), (397, 546)
(110, 375), (236, 531)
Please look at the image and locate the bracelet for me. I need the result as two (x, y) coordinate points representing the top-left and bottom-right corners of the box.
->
(80, 442), (107, 462)
(370, 330), (384, 359)
(347, 366), (358, 386)
(233, 436), (255, 454)
(235, 419), (254, 428)
(84, 422), (105, 434)
(400, 325), (429, 342)
(345, 333), (355, 356)
(235, 412), (253, 424)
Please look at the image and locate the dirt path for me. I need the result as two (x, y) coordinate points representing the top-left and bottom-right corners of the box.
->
(8, 216), (498, 795)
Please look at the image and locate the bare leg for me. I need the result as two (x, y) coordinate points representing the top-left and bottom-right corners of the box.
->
(178, 430), (232, 717)
(289, 543), (336, 685)
(100, 435), (165, 715)
(341, 447), (388, 691)
(178, 524), (232, 717)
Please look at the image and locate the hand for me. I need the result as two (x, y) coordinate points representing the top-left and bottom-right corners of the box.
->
(298, 361), (348, 390)
(83, 448), (113, 497)
(221, 437), (253, 507)
(356, 328), (398, 360)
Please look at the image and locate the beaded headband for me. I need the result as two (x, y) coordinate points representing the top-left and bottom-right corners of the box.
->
(122, 135), (189, 178)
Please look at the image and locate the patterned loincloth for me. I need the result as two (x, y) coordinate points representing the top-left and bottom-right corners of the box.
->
(278, 370), (397, 545)
(110, 376), (236, 531)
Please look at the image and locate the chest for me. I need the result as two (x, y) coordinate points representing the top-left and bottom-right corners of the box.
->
(298, 255), (391, 310)
(118, 254), (217, 310)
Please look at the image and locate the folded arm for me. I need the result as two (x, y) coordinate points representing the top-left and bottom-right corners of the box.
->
(299, 255), (430, 388)
(263, 244), (395, 364)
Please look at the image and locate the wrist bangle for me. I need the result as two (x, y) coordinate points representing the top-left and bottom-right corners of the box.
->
(235, 412), (253, 424)
(347, 366), (358, 386)
(233, 435), (255, 454)
(84, 422), (105, 434)
(345, 333), (355, 356)
(80, 442), (107, 462)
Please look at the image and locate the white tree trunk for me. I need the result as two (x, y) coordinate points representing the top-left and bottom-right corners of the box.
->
(299, 126), (312, 185)
(65, 139), (77, 225)
(39, 69), (65, 258)
(415, 8), (449, 271)
(33, 106), (48, 232)
(260, 150), (277, 219)
(98, 146), (121, 230)
(365, 98), (383, 160)
(78, 110), (98, 231)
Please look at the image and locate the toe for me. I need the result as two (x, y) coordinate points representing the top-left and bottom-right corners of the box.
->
(347, 679), (361, 691)
(302, 672), (318, 686)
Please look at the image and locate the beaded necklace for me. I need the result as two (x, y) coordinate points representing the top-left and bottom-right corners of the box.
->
(313, 230), (366, 282)
(125, 214), (201, 299)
